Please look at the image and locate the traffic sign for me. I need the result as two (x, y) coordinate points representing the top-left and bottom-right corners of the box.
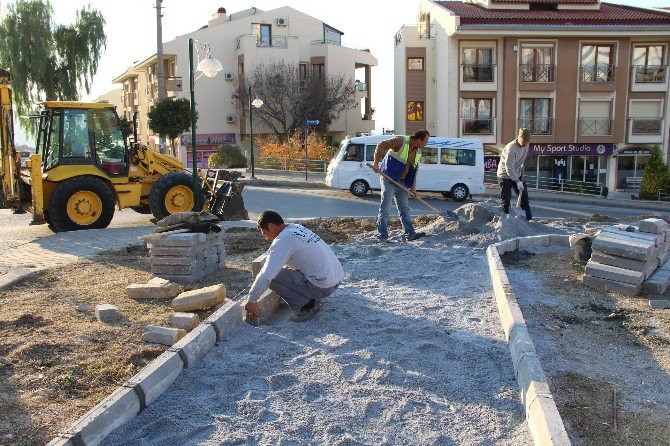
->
(306, 119), (319, 126)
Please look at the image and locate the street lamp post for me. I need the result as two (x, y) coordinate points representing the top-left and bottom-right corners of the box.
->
(248, 85), (263, 179)
(188, 38), (222, 210)
(304, 119), (319, 181)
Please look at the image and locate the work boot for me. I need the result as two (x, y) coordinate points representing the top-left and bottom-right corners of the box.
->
(405, 231), (425, 241)
(290, 299), (323, 322)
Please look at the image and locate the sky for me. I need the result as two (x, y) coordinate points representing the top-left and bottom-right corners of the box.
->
(4, 0), (669, 145)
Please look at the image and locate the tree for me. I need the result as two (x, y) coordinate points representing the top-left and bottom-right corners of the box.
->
(119, 116), (133, 139)
(0, 0), (106, 131)
(639, 144), (669, 200)
(231, 61), (357, 136)
(208, 144), (247, 168)
(147, 97), (196, 154)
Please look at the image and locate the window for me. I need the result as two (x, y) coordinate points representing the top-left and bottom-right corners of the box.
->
(312, 64), (325, 79)
(62, 110), (90, 158)
(461, 98), (493, 134)
(629, 101), (662, 134)
(420, 147), (438, 164)
(407, 101), (424, 121)
(520, 47), (554, 82)
(520, 98), (552, 134)
(324, 25), (341, 45)
(344, 144), (363, 161)
(365, 145), (376, 162)
(462, 47), (493, 82)
(581, 44), (614, 82)
(441, 148), (476, 166)
(408, 57), (424, 71)
(299, 63), (308, 80)
(45, 112), (61, 170)
(579, 101), (611, 135)
(238, 62), (244, 75)
(633, 45), (665, 83)
(253, 24), (271, 47)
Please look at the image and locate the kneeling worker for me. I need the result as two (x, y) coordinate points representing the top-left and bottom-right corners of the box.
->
(245, 210), (344, 322)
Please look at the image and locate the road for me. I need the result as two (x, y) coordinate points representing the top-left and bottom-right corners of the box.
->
(242, 185), (670, 220)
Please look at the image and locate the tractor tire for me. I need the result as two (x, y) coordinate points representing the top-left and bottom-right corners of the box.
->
(48, 176), (116, 232)
(149, 172), (205, 222)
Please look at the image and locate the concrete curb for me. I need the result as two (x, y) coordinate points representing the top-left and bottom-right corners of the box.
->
(45, 292), (281, 446)
(486, 234), (572, 446)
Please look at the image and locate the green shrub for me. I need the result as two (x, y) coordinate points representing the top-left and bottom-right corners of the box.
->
(208, 144), (247, 168)
(639, 144), (669, 200)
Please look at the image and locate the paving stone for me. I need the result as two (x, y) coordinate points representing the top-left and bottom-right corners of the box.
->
(597, 230), (655, 249)
(649, 299), (670, 309)
(585, 261), (644, 285)
(126, 278), (182, 300)
(658, 248), (670, 267)
(152, 232), (206, 247)
(124, 350), (183, 407)
(639, 218), (669, 234)
(95, 304), (121, 323)
(142, 325), (187, 346)
(169, 312), (200, 331)
(172, 284), (227, 311)
(151, 261), (200, 275)
(592, 236), (653, 261)
(169, 324), (216, 368)
(583, 274), (641, 296)
(601, 227), (664, 245)
(205, 300), (245, 340)
(642, 262), (670, 295)
(245, 289), (282, 325)
(151, 255), (198, 266)
(590, 251), (657, 274)
(527, 394), (571, 446)
(252, 253), (268, 279)
(150, 245), (199, 257)
(44, 435), (75, 446)
(153, 273), (200, 284)
(518, 235), (551, 250)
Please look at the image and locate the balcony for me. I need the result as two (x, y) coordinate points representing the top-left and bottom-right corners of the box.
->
(256, 35), (287, 48)
(462, 64), (495, 82)
(520, 64), (554, 83)
(630, 118), (662, 135)
(417, 24), (435, 39)
(579, 118), (612, 136)
(461, 118), (494, 135)
(581, 64), (615, 83)
(518, 117), (552, 135)
(633, 65), (666, 83)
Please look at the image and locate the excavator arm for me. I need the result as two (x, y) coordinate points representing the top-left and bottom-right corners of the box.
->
(0, 69), (21, 210)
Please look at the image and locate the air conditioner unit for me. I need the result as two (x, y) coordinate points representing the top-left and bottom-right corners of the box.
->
(224, 72), (235, 81)
(276, 17), (287, 26)
(226, 114), (237, 123)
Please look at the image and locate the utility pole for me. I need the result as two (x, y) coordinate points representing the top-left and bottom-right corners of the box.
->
(155, 0), (166, 152)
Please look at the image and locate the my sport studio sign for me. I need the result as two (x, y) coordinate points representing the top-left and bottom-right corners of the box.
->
(529, 143), (614, 156)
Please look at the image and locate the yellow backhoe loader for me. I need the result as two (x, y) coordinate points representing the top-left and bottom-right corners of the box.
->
(0, 69), (247, 232)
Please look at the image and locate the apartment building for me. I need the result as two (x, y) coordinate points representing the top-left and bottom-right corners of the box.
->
(395, 0), (670, 191)
(110, 6), (377, 168)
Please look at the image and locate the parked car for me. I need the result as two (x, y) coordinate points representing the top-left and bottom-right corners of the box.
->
(20, 150), (32, 168)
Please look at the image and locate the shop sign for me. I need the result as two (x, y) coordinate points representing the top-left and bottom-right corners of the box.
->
(529, 143), (614, 156)
(181, 132), (236, 146)
(619, 149), (651, 155)
(484, 156), (499, 172)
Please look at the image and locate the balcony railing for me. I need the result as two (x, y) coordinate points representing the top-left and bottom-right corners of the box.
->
(418, 24), (435, 39)
(633, 65), (666, 83)
(520, 64), (555, 83)
(581, 64), (615, 83)
(630, 118), (662, 134)
(579, 118), (612, 135)
(461, 118), (495, 135)
(518, 117), (552, 135)
(257, 36), (287, 48)
(461, 64), (495, 82)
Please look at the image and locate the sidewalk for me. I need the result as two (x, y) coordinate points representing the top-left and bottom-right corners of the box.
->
(237, 167), (670, 212)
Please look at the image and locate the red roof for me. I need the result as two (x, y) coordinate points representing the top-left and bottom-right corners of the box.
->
(491, 0), (597, 3)
(435, 1), (670, 26)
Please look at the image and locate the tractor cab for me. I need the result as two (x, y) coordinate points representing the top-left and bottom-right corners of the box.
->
(36, 102), (128, 177)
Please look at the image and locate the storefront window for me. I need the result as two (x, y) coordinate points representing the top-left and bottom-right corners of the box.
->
(538, 156), (553, 178)
(617, 155), (636, 189)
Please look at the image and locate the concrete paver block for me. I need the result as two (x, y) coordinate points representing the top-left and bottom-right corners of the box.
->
(583, 274), (641, 296)
(508, 325), (538, 375)
(649, 299), (670, 309)
(245, 289), (282, 325)
(597, 230), (655, 249)
(126, 278), (182, 300)
(150, 245), (199, 257)
(642, 262), (670, 295)
(495, 239), (519, 255)
(252, 253), (268, 279)
(205, 300), (245, 340)
(527, 394), (571, 446)
(151, 256), (200, 266)
(169, 324), (216, 368)
(601, 227), (664, 246)
(658, 248), (670, 267)
(590, 251), (656, 273)
(592, 236), (653, 261)
(639, 218), (669, 234)
(124, 350), (184, 407)
(172, 284), (227, 311)
(518, 235), (551, 250)
(549, 234), (570, 247)
(95, 304), (120, 323)
(169, 312), (200, 331)
(64, 386), (140, 446)
(151, 261), (200, 275)
(152, 273), (200, 284)
(585, 261), (644, 285)
(142, 325), (187, 346)
(45, 435), (75, 446)
(152, 232), (206, 247)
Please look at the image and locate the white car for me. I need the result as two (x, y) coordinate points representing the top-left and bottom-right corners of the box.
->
(20, 150), (32, 168)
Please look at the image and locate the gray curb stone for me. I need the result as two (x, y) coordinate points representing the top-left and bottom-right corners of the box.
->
(488, 235), (571, 446)
(168, 324), (217, 368)
(123, 350), (184, 408)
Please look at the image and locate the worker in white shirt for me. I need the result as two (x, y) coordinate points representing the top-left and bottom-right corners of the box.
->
(497, 127), (533, 221)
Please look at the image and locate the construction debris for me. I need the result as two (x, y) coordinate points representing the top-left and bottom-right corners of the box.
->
(172, 284), (227, 311)
(125, 277), (182, 300)
(95, 304), (121, 323)
(169, 312), (200, 331)
(142, 325), (186, 346)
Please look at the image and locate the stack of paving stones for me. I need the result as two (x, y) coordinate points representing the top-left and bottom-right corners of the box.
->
(584, 218), (670, 296)
(150, 229), (226, 284)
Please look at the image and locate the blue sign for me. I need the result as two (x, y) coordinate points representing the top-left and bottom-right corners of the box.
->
(306, 119), (319, 126)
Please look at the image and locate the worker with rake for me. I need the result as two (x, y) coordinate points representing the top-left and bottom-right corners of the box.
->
(372, 129), (430, 242)
(497, 127), (533, 221)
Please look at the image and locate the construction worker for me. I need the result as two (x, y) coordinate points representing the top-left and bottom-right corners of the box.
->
(245, 210), (344, 322)
(372, 129), (430, 242)
(497, 127), (533, 220)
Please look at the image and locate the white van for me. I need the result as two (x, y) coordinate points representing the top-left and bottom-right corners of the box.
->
(325, 135), (485, 201)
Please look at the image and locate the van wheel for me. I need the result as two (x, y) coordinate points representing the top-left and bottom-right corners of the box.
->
(450, 184), (469, 202)
(350, 180), (369, 197)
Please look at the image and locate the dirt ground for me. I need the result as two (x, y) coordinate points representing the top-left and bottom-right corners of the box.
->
(501, 250), (670, 446)
(0, 216), (435, 446)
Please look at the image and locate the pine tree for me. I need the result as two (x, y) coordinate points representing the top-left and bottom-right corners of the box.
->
(0, 0), (106, 131)
(639, 144), (669, 200)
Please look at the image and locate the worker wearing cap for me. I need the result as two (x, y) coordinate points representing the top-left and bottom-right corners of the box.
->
(497, 128), (533, 221)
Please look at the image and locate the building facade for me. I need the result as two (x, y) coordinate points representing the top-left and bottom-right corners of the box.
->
(109, 7), (377, 168)
(395, 0), (670, 191)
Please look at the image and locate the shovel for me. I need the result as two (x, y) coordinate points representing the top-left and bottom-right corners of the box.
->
(366, 162), (458, 221)
(514, 188), (524, 218)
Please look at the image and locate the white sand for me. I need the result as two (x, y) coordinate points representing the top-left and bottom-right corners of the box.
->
(102, 204), (566, 445)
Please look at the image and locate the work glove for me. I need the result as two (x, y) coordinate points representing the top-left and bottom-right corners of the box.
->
(516, 181), (524, 192)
